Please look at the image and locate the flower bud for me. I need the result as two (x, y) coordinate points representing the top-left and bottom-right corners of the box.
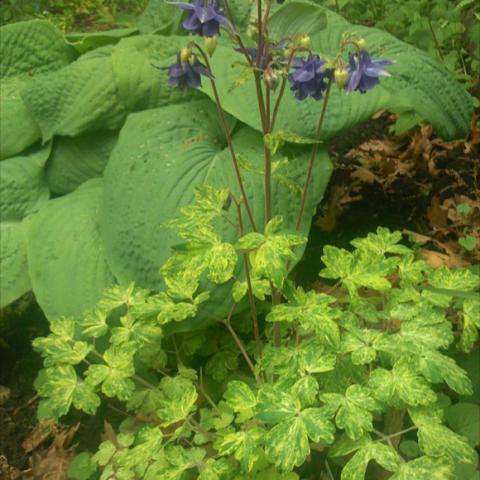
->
(356, 38), (366, 49)
(180, 47), (192, 64)
(334, 67), (349, 89)
(295, 34), (311, 50)
(247, 24), (258, 40)
(264, 69), (279, 90)
(204, 36), (218, 57)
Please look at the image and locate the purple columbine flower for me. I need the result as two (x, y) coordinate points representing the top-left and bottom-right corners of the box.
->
(346, 50), (392, 93)
(288, 55), (330, 101)
(166, 53), (213, 89)
(172, 0), (232, 37)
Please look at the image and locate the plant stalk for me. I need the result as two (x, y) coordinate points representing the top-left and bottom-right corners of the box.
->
(295, 74), (333, 230)
(195, 45), (257, 232)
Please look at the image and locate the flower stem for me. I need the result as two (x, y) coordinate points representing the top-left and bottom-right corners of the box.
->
(195, 45), (257, 232)
(233, 195), (262, 360)
(295, 73), (333, 231)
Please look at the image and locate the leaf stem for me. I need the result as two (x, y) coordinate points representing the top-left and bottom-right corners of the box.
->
(194, 44), (258, 232)
(295, 73), (333, 230)
(373, 425), (418, 443)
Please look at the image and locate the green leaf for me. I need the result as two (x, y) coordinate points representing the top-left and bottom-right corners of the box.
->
(246, 217), (306, 288)
(341, 442), (401, 480)
(203, 5), (472, 140)
(418, 351), (472, 395)
(257, 386), (301, 424)
(264, 417), (310, 472)
(460, 298), (480, 352)
(320, 246), (397, 297)
(137, 0), (184, 34)
(446, 403), (480, 447)
(369, 357), (437, 407)
(267, 1), (327, 41)
(26, 179), (115, 320)
(292, 376), (319, 407)
(21, 48), (125, 142)
(224, 381), (257, 413)
(46, 130), (118, 195)
(267, 288), (341, 347)
(0, 20), (75, 79)
(417, 422), (476, 465)
(0, 79), (41, 159)
(0, 145), (51, 307)
(264, 130), (320, 155)
(216, 427), (265, 472)
(321, 385), (378, 440)
(157, 376), (198, 426)
(68, 452), (97, 480)
(85, 345), (135, 401)
(66, 28), (138, 54)
(35, 366), (100, 420)
(350, 227), (411, 256)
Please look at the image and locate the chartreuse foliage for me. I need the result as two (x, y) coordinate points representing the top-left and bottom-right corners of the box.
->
(0, 0), (474, 324)
(33, 185), (479, 479)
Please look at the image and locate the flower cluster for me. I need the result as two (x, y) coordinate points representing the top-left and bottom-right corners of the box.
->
(164, 1), (392, 101)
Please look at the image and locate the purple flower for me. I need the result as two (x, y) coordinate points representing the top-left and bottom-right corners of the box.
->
(288, 55), (330, 101)
(346, 50), (392, 93)
(172, 0), (232, 37)
(166, 53), (213, 89)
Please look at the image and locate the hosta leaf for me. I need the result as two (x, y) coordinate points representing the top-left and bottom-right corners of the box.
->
(0, 79), (41, 159)
(0, 20), (75, 79)
(341, 442), (401, 480)
(0, 145), (50, 307)
(21, 48), (126, 141)
(101, 101), (331, 328)
(0, 146), (50, 221)
(203, 3), (472, 140)
(27, 179), (115, 320)
(369, 357), (437, 407)
(46, 130), (118, 195)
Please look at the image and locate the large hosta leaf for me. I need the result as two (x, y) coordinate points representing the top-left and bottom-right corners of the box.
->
(21, 47), (126, 142)
(21, 36), (199, 142)
(0, 20), (76, 79)
(0, 146), (51, 307)
(101, 100), (331, 322)
(27, 179), (115, 319)
(0, 20), (74, 158)
(0, 79), (41, 160)
(202, 2), (472, 140)
(46, 130), (118, 195)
